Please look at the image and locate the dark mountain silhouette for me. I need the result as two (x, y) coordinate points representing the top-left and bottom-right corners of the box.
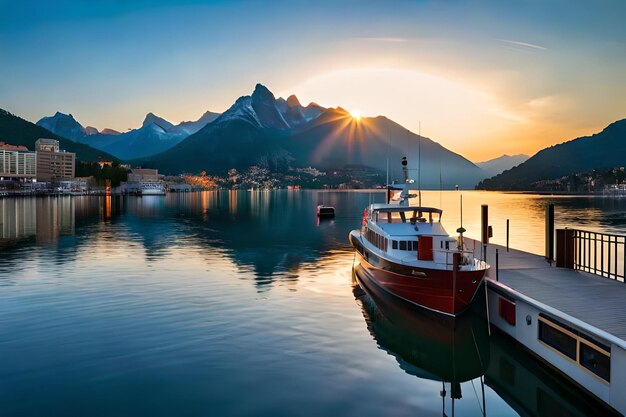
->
(276, 95), (323, 127)
(476, 154), (529, 178)
(0, 109), (116, 161)
(288, 108), (483, 188)
(141, 84), (483, 188)
(478, 119), (626, 190)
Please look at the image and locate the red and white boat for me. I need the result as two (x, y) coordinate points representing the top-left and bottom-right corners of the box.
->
(349, 159), (489, 316)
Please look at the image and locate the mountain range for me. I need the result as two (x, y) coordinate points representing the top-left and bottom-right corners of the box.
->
(139, 84), (485, 188)
(37, 110), (220, 160)
(13, 83), (540, 188)
(0, 109), (116, 161)
(477, 119), (626, 190)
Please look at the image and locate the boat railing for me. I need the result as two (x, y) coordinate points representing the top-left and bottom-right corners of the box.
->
(432, 248), (484, 270)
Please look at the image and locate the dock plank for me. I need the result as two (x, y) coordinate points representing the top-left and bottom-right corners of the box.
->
(469, 239), (626, 342)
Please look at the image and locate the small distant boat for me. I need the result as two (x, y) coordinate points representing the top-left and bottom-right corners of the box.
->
(317, 204), (335, 218)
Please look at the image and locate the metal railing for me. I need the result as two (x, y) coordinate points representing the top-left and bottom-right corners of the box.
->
(571, 229), (626, 282)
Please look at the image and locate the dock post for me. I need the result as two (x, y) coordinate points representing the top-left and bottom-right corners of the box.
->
(545, 204), (554, 264)
(556, 228), (575, 269)
(452, 252), (459, 314)
(506, 219), (509, 252)
(481, 204), (489, 261)
(495, 249), (499, 281)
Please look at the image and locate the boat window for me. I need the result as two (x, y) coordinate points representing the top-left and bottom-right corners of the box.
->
(538, 320), (577, 360)
(413, 241), (419, 250)
(384, 238), (388, 251)
(445, 241), (450, 250)
(392, 241), (398, 250)
(400, 241), (407, 250)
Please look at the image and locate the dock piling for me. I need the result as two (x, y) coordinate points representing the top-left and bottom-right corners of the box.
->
(495, 249), (499, 281)
(481, 204), (489, 261)
(545, 204), (555, 264)
(556, 228), (575, 269)
(506, 219), (509, 252)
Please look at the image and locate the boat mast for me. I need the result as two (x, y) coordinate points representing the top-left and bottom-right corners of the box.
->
(457, 194), (466, 250)
(418, 121), (422, 207)
(386, 131), (390, 204)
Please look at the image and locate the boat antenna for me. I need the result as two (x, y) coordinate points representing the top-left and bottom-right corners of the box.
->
(386, 134), (390, 204)
(418, 121), (422, 207)
(401, 156), (409, 182)
(457, 193), (466, 250)
(439, 143), (442, 208)
(386, 133), (390, 186)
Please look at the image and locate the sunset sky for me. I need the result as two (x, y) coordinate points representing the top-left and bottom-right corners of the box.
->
(2, 0), (626, 161)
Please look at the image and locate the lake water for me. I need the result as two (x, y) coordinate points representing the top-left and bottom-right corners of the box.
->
(1, 190), (624, 416)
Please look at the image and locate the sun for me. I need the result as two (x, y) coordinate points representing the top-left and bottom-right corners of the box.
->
(349, 109), (362, 121)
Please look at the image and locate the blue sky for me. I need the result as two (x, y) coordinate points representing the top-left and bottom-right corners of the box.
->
(2, 0), (626, 159)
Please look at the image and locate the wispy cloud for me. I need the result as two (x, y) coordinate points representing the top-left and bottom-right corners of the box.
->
(495, 38), (547, 51)
(355, 37), (409, 43)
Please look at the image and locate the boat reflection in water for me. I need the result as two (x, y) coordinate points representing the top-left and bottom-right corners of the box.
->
(353, 264), (621, 417)
(354, 263), (490, 416)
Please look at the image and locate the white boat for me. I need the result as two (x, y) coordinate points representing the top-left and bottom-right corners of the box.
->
(349, 157), (489, 316)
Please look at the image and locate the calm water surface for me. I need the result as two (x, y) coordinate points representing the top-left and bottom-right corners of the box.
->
(1, 190), (624, 416)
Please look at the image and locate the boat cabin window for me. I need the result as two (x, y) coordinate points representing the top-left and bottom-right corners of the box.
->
(373, 209), (441, 224)
(393, 240), (418, 251)
(365, 228), (388, 252)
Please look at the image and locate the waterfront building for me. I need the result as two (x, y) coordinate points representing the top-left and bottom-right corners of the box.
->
(58, 179), (88, 194)
(0, 142), (37, 180)
(603, 183), (626, 197)
(35, 138), (75, 181)
(122, 168), (165, 195)
(127, 168), (159, 182)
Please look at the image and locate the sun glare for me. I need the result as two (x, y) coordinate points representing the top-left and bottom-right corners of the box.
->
(350, 109), (362, 121)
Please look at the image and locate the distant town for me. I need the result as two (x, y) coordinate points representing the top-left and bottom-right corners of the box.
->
(0, 138), (386, 196)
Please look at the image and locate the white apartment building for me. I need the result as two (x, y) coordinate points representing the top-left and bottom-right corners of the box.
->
(0, 142), (37, 180)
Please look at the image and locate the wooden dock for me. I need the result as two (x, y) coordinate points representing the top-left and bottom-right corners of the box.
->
(475, 240), (626, 347)
(467, 236), (626, 415)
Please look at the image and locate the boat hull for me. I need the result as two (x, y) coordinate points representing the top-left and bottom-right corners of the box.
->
(350, 230), (485, 316)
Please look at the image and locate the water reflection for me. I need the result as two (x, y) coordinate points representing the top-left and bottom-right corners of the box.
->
(2, 191), (626, 416)
(353, 266), (620, 416)
(4, 191), (626, 276)
(354, 264), (490, 416)
(0, 192), (370, 291)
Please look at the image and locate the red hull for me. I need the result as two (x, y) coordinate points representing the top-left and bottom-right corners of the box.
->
(352, 238), (486, 316)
